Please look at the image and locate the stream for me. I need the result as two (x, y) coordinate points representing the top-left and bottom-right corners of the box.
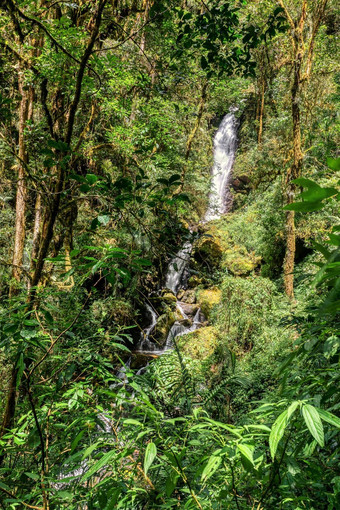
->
(135, 110), (239, 357)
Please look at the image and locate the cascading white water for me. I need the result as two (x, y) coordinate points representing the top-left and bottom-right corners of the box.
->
(136, 304), (158, 351)
(165, 241), (192, 294)
(137, 109), (238, 354)
(205, 111), (239, 222)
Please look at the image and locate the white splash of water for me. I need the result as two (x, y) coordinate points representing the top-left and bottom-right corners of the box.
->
(205, 112), (239, 222)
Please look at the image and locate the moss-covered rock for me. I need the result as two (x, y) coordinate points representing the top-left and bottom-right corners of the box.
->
(193, 234), (223, 268)
(187, 275), (202, 288)
(177, 326), (219, 360)
(181, 289), (196, 304)
(162, 292), (177, 304)
(197, 287), (222, 318)
(221, 245), (261, 276)
(153, 312), (176, 345)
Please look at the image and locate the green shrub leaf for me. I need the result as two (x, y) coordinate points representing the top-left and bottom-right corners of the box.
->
(144, 442), (157, 475)
(201, 455), (222, 482)
(302, 404), (324, 447)
(269, 409), (289, 459)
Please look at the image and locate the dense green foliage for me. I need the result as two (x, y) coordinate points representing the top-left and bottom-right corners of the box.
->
(0, 0), (339, 509)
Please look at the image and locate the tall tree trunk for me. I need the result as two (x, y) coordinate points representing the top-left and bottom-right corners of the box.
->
(10, 72), (31, 297)
(258, 77), (265, 146)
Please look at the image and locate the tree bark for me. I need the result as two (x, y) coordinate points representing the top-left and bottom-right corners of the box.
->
(258, 77), (265, 146)
(10, 72), (30, 296)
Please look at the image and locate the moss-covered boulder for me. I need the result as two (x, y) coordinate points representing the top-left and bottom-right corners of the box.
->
(221, 245), (261, 276)
(193, 235), (223, 268)
(162, 291), (177, 304)
(153, 312), (176, 345)
(181, 289), (196, 304)
(177, 326), (219, 360)
(197, 287), (222, 319)
(187, 275), (202, 288)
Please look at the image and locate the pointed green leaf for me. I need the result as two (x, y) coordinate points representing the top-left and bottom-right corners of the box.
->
(269, 409), (289, 460)
(302, 404), (324, 447)
(327, 157), (340, 171)
(82, 450), (115, 480)
(283, 201), (324, 212)
(201, 455), (222, 482)
(237, 443), (255, 467)
(144, 442), (157, 475)
(316, 408), (340, 429)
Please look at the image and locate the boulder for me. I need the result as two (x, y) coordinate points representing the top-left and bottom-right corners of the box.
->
(153, 311), (176, 345)
(221, 245), (261, 276)
(193, 235), (223, 268)
(181, 289), (196, 304)
(178, 302), (199, 317)
(176, 289), (185, 300)
(187, 275), (202, 288)
(162, 291), (177, 304)
(197, 287), (222, 319)
(177, 326), (219, 360)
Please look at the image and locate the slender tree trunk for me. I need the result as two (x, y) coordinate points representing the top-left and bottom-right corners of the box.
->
(10, 72), (30, 296)
(283, 34), (304, 299)
(258, 78), (265, 146)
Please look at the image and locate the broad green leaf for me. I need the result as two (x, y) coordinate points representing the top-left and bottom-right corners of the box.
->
(327, 234), (340, 247)
(237, 444), (255, 467)
(269, 409), (289, 459)
(82, 450), (115, 480)
(144, 442), (157, 475)
(300, 186), (338, 202)
(86, 173), (99, 185)
(287, 401), (300, 419)
(292, 177), (320, 189)
(316, 408), (340, 429)
(201, 455), (222, 482)
(327, 157), (340, 171)
(283, 201), (324, 212)
(123, 419), (144, 427)
(302, 404), (324, 447)
(82, 442), (100, 461)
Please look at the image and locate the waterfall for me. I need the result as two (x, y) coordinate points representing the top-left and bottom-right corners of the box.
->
(165, 241), (192, 294)
(205, 111), (239, 221)
(136, 109), (238, 355)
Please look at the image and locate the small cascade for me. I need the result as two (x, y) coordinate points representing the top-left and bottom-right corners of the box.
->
(136, 304), (158, 351)
(165, 241), (192, 294)
(205, 111), (239, 221)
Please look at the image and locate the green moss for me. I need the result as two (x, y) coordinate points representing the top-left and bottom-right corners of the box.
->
(177, 326), (219, 360)
(193, 234), (223, 267)
(221, 245), (261, 275)
(196, 287), (222, 318)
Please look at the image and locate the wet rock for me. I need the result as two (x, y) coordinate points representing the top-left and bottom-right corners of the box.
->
(131, 352), (159, 369)
(153, 312), (176, 345)
(176, 289), (185, 300)
(180, 318), (192, 328)
(161, 291), (177, 305)
(181, 289), (196, 304)
(197, 287), (222, 319)
(187, 275), (202, 288)
(178, 302), (199, 317)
